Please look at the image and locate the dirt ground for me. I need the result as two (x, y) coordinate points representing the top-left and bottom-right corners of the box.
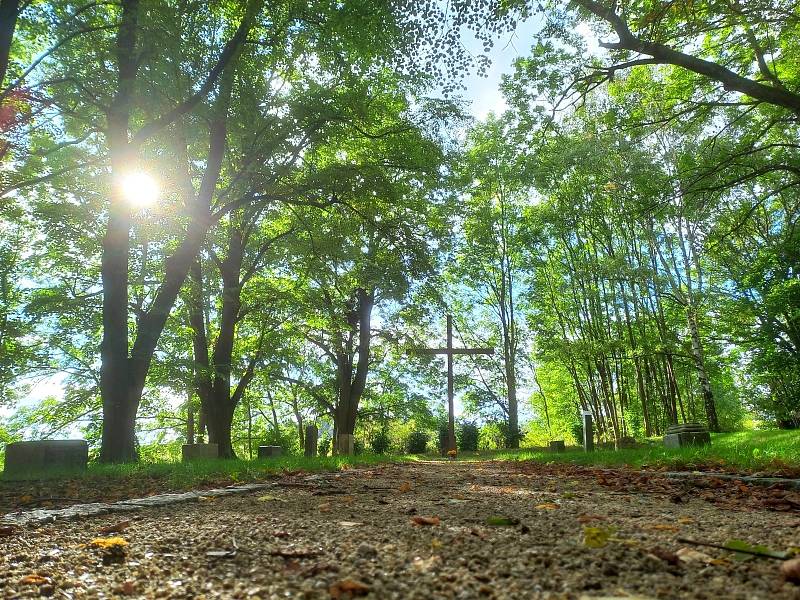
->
(1, 460), (799, 599)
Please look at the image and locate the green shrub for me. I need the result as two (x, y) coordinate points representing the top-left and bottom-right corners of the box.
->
(406, 430), (429, 454)
(318, 436), (332, 457)
(370, 430), (391, 454)
(458, 422), (479, 451)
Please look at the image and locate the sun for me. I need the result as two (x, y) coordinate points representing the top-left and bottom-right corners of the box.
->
(120, 172), (159, 208)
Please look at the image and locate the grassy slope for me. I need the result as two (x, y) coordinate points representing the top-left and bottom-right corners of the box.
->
(453, 430), (800, 476)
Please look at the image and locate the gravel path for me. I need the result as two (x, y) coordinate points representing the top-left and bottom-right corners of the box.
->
(1, 460), (799, 599)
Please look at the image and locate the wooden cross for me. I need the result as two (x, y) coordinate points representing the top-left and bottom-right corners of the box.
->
(412, 315), (494, 453)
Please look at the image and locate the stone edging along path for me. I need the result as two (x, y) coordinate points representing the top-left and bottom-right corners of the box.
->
(0, 482), (278, 527)
(661, 471), (800, 490)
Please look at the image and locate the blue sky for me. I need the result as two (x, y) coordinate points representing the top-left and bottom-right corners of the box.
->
(459, 16), (544, 119)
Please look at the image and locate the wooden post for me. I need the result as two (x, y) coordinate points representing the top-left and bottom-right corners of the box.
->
(582, 411), (594, 452)
(410, 314), (494, 455)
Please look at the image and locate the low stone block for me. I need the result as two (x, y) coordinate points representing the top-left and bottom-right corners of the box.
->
(258, 445), (282, 459)
(181, 443), (219, 461)
(304, 425), (318, 458)
(663, 431), (711, 449)
(549, 440), (565, 453)
(616, 436), (639, 450)
(4, 440), (89, 477)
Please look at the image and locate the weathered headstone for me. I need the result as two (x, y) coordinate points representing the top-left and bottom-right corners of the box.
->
(663, 422), (711, 448)
(549, 440), (565, 453)
(582, 411), (594, 452)
(615, 436), (638, 450)
(181, 443), (219, 461)
(3, 440), (88, 477)
(304, 425), (318, 457)
(336, 433), (354, 456)
(257, 445), (282, 459)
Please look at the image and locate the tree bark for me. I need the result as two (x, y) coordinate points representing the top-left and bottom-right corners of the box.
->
(0, 0), (19, 91)
(333, 288), (374, 452)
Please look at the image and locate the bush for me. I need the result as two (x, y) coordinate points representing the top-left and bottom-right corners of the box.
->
(370, 430), (391, 454)
(458, 422), (479, 451)
(353, 439), (364, 455)
(406, 430), (429, 454)
(318, 436), (332, 457)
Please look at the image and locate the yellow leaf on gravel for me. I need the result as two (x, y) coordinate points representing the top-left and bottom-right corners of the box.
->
(678, 517), (694, 524)
(535, 503), (559, 510)
(19, 575), (49, 585)
(583, 526), (615, 548)
(258, 495), (285, 502)
(89, 537), (129, 549)
(645, 524), (679, 532)
(198, 496), (216, 502)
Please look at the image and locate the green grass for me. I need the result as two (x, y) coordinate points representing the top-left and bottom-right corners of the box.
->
(442, 430), (800, 476)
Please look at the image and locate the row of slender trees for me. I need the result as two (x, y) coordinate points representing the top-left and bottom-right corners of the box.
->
(0, 1), (797, 460)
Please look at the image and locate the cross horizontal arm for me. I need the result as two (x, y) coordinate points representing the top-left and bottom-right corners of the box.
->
(411, 348), (495, 356)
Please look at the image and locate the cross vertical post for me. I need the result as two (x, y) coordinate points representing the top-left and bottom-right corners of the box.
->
(446, 315), (455, 452)
(409, 314), (494, 455)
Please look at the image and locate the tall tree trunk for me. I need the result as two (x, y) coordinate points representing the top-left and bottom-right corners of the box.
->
(98, 0), (259, 462)
(99, 0), (141, 463)
(334, 288), (374, 453)
(687, 308), (720, 431)
(0, 0), (19, 91)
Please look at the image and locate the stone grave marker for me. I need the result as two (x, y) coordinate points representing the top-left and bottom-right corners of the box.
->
(3, 440), (88, 477)
(549, 440), (565, 453)
(663, 422), (711, 448)
(582, 411), (594, 452)
(615, 436), (638, 450)
(258, 445), (282, 459)
(304, 425), (318, 457)
(182, 443), (219, 461)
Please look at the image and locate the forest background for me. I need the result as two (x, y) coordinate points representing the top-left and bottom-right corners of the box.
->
(0, 0), (798, 462)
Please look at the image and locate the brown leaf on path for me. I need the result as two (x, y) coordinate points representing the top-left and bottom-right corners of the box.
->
(648, 547), (681, 566)
(319, 502), (331, 512)
(120, 581), (136, 596)
(577, 514), (607, 523)
(411, 515), (440, 526)
(19, 575), (49, 585)
(0, 525), (16, 537)
(535, 502), (559, 510)
(398, 481), (412, 493)
(781, 557), (800, 583)
(644, 524), (680, 532)
(329, 578), (370, 598)
(99, 520), (131, 535)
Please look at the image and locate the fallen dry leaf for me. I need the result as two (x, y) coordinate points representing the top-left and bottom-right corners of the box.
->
(678, 517), (695, 524)
(398, 481), (412, 493)
(338, 521), (362, 527)
(329, 578), (370, 598)
(535, 502), (559, 510)
(99, 520), (131, 535)
(89, 537), (129, 549)
(781, 557), (800, 584)
(411, 515), (440, 526)
(577, 514), (607, 523)
(676, 547), (715, 564)
(645, 524), (680, 532)
(120, 581), (136, 596)
(0, 525), (16, 537)
(319, 503), (331, 512)
(19, 575), (49, 586)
